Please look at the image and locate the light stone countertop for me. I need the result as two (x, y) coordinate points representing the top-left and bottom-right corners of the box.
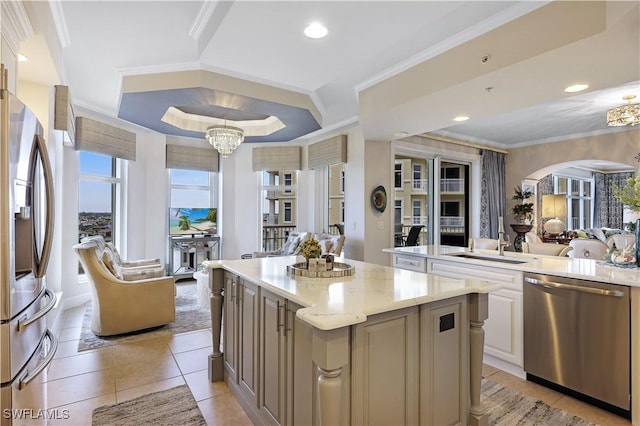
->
(203, 256), (501, 330)
(383, 245), (640, 287)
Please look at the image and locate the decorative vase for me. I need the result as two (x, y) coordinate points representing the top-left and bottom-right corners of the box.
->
(636, 219), (640, 266)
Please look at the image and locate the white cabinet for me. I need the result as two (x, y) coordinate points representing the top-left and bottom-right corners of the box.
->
(426, 258), (524, 374)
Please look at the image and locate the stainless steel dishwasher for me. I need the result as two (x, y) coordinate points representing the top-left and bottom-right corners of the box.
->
(523, 272), (630, 417)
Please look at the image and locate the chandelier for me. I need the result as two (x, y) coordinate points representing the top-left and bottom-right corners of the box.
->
(206, 125), (245, 157)
(607, 95), (640, 127)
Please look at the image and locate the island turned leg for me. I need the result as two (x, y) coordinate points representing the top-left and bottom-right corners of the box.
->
(208, 268), (225, 382)
(312, 327), (350, 425)
(468, 293), (489, 426)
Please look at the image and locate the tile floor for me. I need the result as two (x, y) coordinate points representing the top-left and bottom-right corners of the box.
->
(44, 305), (252, 426)
(47, 305), (631, 426)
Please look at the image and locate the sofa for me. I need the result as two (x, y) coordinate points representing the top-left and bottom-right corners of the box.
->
(250, 231), (345, 258)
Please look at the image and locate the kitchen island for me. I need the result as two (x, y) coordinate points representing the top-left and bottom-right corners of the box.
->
(384, 244), (640, 425)
(204, 256), (501, 426)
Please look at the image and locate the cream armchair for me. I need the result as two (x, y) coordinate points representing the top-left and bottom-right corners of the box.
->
(522, 242), (573, 257)
(74, 241), (176, 336)
(81, 235), (163, 272)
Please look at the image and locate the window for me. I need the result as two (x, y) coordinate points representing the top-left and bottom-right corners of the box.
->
(283, 202), (292, 222)
(169, 169), (213, 208)
(554, 175), (594, 229)
(413, 164), (423, 191)
(78, 152), (119, 244)
(412, 199), (423, 224)
(441, 201), (460, 216)
(394, 162), (404, 189)
(78, 151), (122, 275)
(260, 170), (297, 251)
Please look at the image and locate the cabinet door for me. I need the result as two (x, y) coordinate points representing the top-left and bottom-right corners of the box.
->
(259, 289), (287, 425)
(484, 289), (523, 366)
(223, 272), (238, 384)
(351, 306), (420, 426)
(239, 279), (259, 404)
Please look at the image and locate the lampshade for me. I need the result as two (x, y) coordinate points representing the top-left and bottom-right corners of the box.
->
(206, 125), (244, 157)
(607, 95), (640, 127)
(541, 194), (567, 235)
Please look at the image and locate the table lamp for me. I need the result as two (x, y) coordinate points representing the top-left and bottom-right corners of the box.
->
(541, 194), (567, 236)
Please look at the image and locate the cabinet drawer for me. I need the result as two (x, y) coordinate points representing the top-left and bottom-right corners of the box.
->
(427, 259), (522, 290)
(393, 255), (426, 272)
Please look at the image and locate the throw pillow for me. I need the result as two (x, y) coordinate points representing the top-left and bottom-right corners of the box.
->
(101, 249), (122, 279)
(319, 239), (334, 254)
(105, 242), (123, 265)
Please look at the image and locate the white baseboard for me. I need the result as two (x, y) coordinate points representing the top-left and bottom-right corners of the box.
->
(484, 354), (526, 379)
(61, 293), (91, 310)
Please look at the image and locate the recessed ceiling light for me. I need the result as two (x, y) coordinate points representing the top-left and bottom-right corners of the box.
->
(17, 54), (28, 62)
(564, 84), (589, 93)
(304, 23), (328, 39)
(393, 131), (409, 138)
(453, 116), (469, 122)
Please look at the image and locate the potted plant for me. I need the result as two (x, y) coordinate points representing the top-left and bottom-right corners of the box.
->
(511, 185), (534, 224)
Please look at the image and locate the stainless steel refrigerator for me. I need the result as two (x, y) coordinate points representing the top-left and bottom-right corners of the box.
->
(0, 65), (58, 425)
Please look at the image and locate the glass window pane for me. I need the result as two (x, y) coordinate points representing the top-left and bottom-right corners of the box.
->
(557, 177), (568, 194)
(78, 181), (113, 242)
(171, 169), (209, 186)
(171, 189), (210, 208)
(79, 151), (113, 177)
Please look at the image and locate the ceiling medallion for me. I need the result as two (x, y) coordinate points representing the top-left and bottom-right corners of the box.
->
(206, 125), (244, 158)
(607, 95), (640, 127)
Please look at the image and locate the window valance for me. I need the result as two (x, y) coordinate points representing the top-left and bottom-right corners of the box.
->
(308, 135), (347, 169)
(75, 117), (136, 161)
(252, 146), (301, 171)
(166, 143), (219, 172)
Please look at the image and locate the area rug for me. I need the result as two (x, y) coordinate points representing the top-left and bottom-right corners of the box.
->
(92, 384), (206, 426)
(78, 281), (211, 352)
(482, 378), (595, 425)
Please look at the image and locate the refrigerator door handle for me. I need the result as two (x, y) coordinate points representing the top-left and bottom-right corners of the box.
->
(17, 329), (58, 390)
(17, 289), (57, 332)
(29, 134), (55, 278)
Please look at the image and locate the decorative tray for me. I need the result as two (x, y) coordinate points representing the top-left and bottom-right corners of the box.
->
(287, 262), (355, 278)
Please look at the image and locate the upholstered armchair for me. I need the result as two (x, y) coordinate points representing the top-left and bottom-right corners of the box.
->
(568, 239), (608, 259)
(73, 240), (176, 336)
(522, 242), (573, 257)
(81, 235), (163, 273)
(471, 238), (499, 250)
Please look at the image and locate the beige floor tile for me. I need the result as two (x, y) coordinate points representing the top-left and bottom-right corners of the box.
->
(197, 392), (253, 426)
(46, 348), (114, 382)
(112, 337), (172, 366)
(57, 326), (82, 342)
(168, 329), (213, 354)
(53, 340), (82, 359)
(482, 363), (499, 378)
(61, 310), (86, 329)
(116, 375), (186, 403)
(489, 370), (565, 406)
(552, 395), (631, 426)
(114, 355), (182, 391)
(174, 346), (213, 375)
(183, 370), (230, 401)
(45, 369), (115, 408)
(47, 394), (115, 425)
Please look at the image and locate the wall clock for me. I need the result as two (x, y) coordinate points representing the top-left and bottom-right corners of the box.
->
(371, 185), (387, 213)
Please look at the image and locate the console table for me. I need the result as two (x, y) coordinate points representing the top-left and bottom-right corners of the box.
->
(168, 235), (220, 279)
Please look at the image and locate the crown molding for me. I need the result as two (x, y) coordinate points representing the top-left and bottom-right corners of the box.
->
(1, 1), (35, 56)
(48, 0), (71, 48)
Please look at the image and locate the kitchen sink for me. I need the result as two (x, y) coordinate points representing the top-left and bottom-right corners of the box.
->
(445, 253), (530, 264)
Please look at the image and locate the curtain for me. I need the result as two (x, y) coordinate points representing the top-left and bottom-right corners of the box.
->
(596, 171), (633, 229)
(480, 150), (506, 238)
(536, 175), (554, 231)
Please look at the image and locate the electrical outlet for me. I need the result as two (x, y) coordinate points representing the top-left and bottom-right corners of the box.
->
(377, 221), (384, 230)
